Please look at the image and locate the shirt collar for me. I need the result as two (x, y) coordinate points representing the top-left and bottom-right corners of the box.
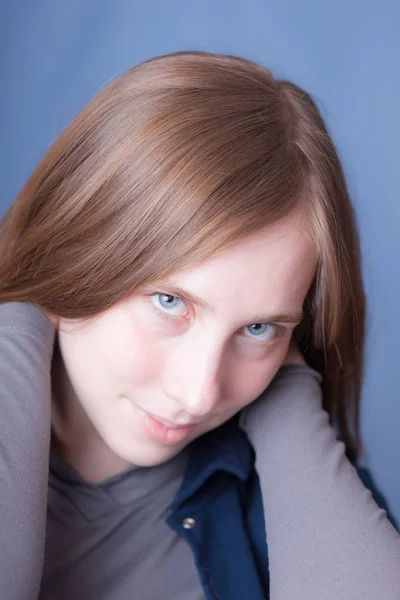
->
(172, 416), (254, 509)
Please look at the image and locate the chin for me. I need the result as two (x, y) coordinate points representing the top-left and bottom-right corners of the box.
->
(139, 453), (179, 467)
(117, 442), (183, 468)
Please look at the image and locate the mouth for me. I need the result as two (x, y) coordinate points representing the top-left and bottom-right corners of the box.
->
(131, 402), (196, 446)
(145, 411), (198, 429)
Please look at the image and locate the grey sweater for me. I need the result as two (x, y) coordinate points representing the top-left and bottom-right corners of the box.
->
(1, 302), (399, 600)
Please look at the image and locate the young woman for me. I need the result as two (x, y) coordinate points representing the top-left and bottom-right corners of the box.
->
(0, 51), (399, 600)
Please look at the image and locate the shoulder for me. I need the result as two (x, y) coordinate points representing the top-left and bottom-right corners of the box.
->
(352, 461), (398, 531)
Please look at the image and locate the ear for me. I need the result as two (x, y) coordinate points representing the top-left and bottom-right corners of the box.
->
(46, 312), (60, 329)
(282, 340), (305, 366)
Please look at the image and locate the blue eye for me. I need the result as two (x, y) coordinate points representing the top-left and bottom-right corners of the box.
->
(244, 323), (277, 342)
(150, 293), (186, 317)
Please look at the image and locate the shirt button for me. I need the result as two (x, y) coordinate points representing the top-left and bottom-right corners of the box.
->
(182, 517), (197, 529)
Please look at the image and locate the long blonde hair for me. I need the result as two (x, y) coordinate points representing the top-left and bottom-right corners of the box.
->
(0, 51), (365, 457)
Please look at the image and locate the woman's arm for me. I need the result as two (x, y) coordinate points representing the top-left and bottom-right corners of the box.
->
(0, 302), (55, 600)
(240, 365), (400, 600)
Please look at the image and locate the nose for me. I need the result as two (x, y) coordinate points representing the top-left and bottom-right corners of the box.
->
(162, 335), (224, 417)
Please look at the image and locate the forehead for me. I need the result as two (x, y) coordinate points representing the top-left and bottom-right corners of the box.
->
(162, 215), (318, 319)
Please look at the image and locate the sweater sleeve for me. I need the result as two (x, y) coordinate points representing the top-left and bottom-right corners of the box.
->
(239, 365), (400, 600)
(0, 302), (55, 600)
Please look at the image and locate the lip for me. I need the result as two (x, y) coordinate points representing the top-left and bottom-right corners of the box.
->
(131, 402), (196, 446)
(145, 411), (197, 429)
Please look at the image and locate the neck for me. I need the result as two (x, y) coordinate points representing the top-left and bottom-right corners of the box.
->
(51, 337), (132, 483)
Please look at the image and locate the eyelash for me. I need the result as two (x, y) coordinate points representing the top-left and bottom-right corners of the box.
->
(145, 292), (285, 348)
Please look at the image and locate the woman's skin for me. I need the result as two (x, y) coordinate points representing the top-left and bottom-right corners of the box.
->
(2, 240), (400, 599)
(51, 212), (317, 482)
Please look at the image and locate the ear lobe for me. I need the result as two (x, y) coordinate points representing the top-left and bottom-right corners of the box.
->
(282, 340), (305, 366)
(46, 312), (60, 329)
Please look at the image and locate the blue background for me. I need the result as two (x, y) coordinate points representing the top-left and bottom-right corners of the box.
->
(1, 1), (399, 521)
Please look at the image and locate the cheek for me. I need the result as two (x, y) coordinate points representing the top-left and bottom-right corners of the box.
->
(59, 318), (165, 392)
(99, 329), (165, 389)
(231, 340), (290, 411)
(122, 336), (164, 384)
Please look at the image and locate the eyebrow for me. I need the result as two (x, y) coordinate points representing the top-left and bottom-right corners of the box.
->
(144, 281), (304, 325)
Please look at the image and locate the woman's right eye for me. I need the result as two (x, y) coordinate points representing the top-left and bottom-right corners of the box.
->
(150, 293), (187, 318)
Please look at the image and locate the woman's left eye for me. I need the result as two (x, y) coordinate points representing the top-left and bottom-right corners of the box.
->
(243, 322), (277, 342)
(150, 293), (186, 317)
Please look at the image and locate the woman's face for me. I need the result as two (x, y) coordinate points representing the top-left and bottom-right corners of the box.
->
(56, 215), (317, 470)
